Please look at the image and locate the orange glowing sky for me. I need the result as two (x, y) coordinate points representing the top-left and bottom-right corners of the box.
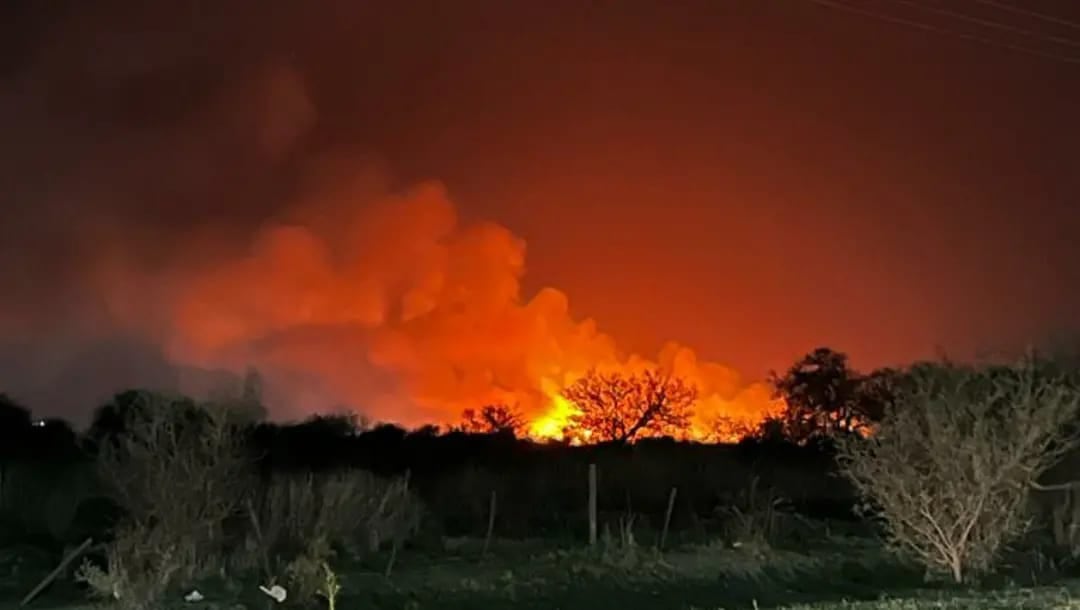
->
(0, 1), (1077, 427)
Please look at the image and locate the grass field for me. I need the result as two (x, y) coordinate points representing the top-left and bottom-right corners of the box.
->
(5, 531), (1080, 610)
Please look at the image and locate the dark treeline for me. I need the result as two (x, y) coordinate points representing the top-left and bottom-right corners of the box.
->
(248, 419), (850, 537)
(5, 344), (1078, 551)
(0, 391), (849, 551)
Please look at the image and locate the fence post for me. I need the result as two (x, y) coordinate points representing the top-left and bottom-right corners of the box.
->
(588, 463), (597, 546)
(659, 487), (678, 550)
(482, 490), (497, 556)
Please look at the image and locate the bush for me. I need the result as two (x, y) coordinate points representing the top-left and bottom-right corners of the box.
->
(83, 393), (254, 608)
(76, 521), (205, 607)
(249, 469), (421, 564)
(837, 359), (1080, 583)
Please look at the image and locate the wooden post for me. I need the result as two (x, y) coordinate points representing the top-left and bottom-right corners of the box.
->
(588, 463), (598, 546)
(384, 542), (398, 578)
(245, 499), (273, 580)
(385, 470), (410, 579)
(21, 537), (93, 606)
(659, 487), (678, 551)
(482, 490), (497, 556)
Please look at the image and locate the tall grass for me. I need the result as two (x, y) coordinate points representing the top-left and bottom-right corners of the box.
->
(250, 469), (421, 560)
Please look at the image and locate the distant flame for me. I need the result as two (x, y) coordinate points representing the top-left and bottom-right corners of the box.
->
(528, 377), (582, 440)
(147, 179), (782, 436)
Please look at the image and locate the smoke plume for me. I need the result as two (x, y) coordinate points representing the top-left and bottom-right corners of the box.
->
(0, 1), (781, 434)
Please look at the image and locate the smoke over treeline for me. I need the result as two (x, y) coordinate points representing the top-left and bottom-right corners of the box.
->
(0, 1), (782, 432)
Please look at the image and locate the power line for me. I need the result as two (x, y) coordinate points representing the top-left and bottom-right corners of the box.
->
(806, 0), (1080, 64)
(884, 0), (1080, 49)
(970, 0), (1080, 32)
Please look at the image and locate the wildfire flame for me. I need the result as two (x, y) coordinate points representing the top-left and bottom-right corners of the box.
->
(100, 178), (782, 440)
(528, 377), (582, 440)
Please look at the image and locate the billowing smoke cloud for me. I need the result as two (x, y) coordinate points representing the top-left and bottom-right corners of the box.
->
(0, 1), (781, 432)
(0, 1), (323, 420)
(131, 173), (781, 432)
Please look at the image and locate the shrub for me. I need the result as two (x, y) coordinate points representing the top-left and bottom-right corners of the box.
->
(84, 393), (254, 608)
(282, 535), (336, 601)
(75, 521), (196, 607)
(715, 476), (787, 549)
(250, 469), (421, 563)
(836, 359), (1080, 583)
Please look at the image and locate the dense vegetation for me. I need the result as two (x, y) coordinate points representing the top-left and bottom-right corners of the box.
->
(4, 347), (1080, 609)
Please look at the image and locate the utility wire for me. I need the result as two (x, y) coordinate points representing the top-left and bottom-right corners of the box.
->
(884, 0), (1080, 49)
(970, 0), (1080, 32)
(806, 0), (1080, 64)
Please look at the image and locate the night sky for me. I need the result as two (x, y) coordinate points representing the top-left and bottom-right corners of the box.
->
(1, 0), (1078, 424)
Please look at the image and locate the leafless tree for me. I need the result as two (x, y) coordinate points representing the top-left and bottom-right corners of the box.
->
(89, 393), (254, 605)
(562, 369), (697, 444)
(836, 359), (1080, 583)
(459, 404), (525, 435)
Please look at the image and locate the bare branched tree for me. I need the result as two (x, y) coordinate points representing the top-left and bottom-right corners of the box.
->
(91, 392), (254, 605)
(562, 369), (697, 444)
(836, 359), (1080, 583)
(459, 404), (525, 435)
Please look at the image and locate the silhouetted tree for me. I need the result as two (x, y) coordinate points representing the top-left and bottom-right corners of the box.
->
(0, 391), (33, 524)
(27, 418), (81, 459)
(562, 369), (697, 444)
(758, 416), (789, 442)
(409, 424), (442, 440)
(365, 422), (408, 443)
(735, 415), (791, 445)
(301, 412), (364, 438)
(86, 389), (253, 458)
(853, 366), (905, 423)
(0, 393), (31, 427)
(256, 412), (367, 471)
(0, 394), (32, 458)
(459, 404), (525, 436)
(705, 415), (762, 443)
(86, 389), (184, 449)
(771, 347), (866, 441)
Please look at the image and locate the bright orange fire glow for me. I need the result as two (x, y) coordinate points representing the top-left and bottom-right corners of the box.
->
(528, 378), (580, 440)
(139, 179), (784, 439)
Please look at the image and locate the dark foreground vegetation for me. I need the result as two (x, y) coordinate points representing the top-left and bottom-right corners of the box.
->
(4, 347), (1080, 609)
